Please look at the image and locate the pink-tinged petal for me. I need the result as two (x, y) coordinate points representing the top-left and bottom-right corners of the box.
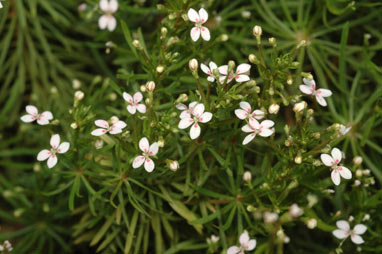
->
(243, 133), (256, 145)
(37, 149), (51, 161)
(235, 109), (248, 119)
(190, 27), (201, 41)
(176, 103), (187, 111)
(252, 110), (265, 120)
(198, 8), (208, 23)
(207, 76), (215, 82)
(260, 120), (274, 128)
(133, 92), (143, 103)
(37, 119), (49, 125)
(240, 101), (251, 112)
(149, 142), (159, 156)
(241, 124), (253, 133)
(200, 63), (210, 74)
(227, 246), (240, 254)
(209, 61), (217, 71)
(333, 229), (348, 239)
(353, 224), (367, 235)
(50, 134), (60, 149)
(127, 105), (137, 114)
(218, 65), (228, 75)
(331, 170), (341, 185)
(219, 76), (226, 84)
(91, 128), (108, 136)
(192, 103), (205, 117)
(132, 155), (145, 168)
(259, 128), (273, 137)
(113, 121), (127, 129)
(315, 94), (327, 107)
(249, 118), (260, 129)
(123, 92), (133, 103)
(144, 159), (155, 172)
(239, 231), (249, 246)
(199, 112), (212, 123)
(246, 239), (257, 251)
(107, 16), (117, 32)
(200, 27), (210, 41)
(235, 75), (250, 83)
(57, 142), (70, 154)
(336, 220), (350, 231)
(187, 8), (199, 22)
(139, 137), (150, 152)
(351, 234), (364, 245)
(331, 148), (342, 163)
(303, 78), (315, 87)
(190, 123), (201, 139)
(20, 115), (36, 123)
(178, 117), (194, 129)
(99, 0), (109, 11)
(136, 104), (146, 113)
(109, 0), (118, 12)
(189, 101), (198, 109)
(320, 154), (334, 167)
(236, 63), (251, 74)
(318, 88), (332, 97)
(299, 85), (313, 95)
(95, 120), (109, 128)
(179, 111), (191, 119)
(26, 105), (38, 116)
(40, 111), (53, 120)
(109, 128), (122, 134)
(98, 15), (109, 29)
(47, 155), (58, 168)
(339, 166), (352, 179)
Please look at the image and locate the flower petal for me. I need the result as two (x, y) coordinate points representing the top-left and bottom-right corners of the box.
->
(144, 159), (155, 172)
(336, 220), (350, 231)
(353, 224), (367, 235)
(190, 123), (201, 139)
(236, 64), (251, 74)
(136, 104), (146, 113)
(132, 155), (145, 168)
(199, 112), (212, 123)
(107, 16), (117, 31)
(299, 85), (313, 95)
(98, 15), (108, 29)
(209, 62), (217, 71)
(21, 115), (36, 123)
(235, 75), (250, 83)
(178, 118), (194, 129)
(127, 105), (137, 114)
(37, 119), (49, 126)
(318, 88), (332, 97)
(351, 234), (364, 245)
(259, 128), (273, 137)
(200, 27), (210, 41)
(99, 0), (109, 11)
(109, 128), (122, 134)
(315, 94), (327, 107)
(109, 0), (118, 12)
(192, 103), (205, 117)
(149, 142), (159, 156)
(243, 133), (256, 145)
(249, 118), (260, 129)
(260, 120), (274, 128)
(139, 137), (150, 152)
(339, 166), (352, 179)
(331, 148), (342, 163)
(187, 8), (199, 22)
(113, 121), (127, 129)
(239, 231), (249, 246)
(252, 110), (265, 120)
(218, 65), (228, 75)
(176, 103), (187, 110)
(57, 142), (70, 154)
(26, 105), (38, 116)
(241, 124), (253, 133)
(198, 8), (208, 23)
(240, 101), (251, 112)
(303, 78), (315, 88)
(134, 92), (143, 103)
(37, 149), (51, 161)
(207, 76), (215, 82)
(320, 154), (334, 167)
(91, 128), (108, 136)
(333, 229), (348, 239)
(123, 92), (133, 103)
(227, 246), (240, 254)
(190, 27), (201, 41)
(47, 154), (58, 168)
(246, 239), (257, 251)
(189, 101), (198, 110)
(95, 120), (109, 129)
(50, 134), (60, 149)
(235, 109), (248, 120)
(40, 111), (53, 120)
(331, 170), (341, 185)
(180, 111), (191, 119)
(200, 63), (210, 75)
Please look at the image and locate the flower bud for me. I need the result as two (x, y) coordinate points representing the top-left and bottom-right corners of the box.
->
(108, 92), (117, 101)
(189, 58), (198, 71)
(353, 156), (363, 166)
(268, 104), (280, 114)
(146, 81), (156, 92)
(50, 86), (58, 94)
(356, 169), (363, 178)
(156, 65), (165, 73)
(287, 77), (293, 85)
(95, 139), (104, 149)
(306, 218), (317, 229)
(248, 54), (259, 64)
(363, 169), (370, 176)
(33, 163), (41, 172)
(289, 204), (303, 218)
(228, 60), (236, 71)
(243, 171), (252, 182)
(2, 190), (13, 198)
(219, 34), (229, 42)
(14, 208), (25, 218)
(307, 109), (314, 116)
(161, 27), (168, 37)
(132, 40), (142, 50)
(354, 179), (361, 186)
(78, 3), (87, 12)
(313, 132), (321, 139)
(348, 215), (354, 222)
(74, 90), (84, 101)
(293, 101), (307, 113)
(177, 93), (188, 103)
(268, 37), (276, 46)
(110, 116), (119, 124)
(140, 85), (147, 92)
(158, 137), (165, 147)
(253, 25), (262, 37)
(246, 205), (256, 212)
(264, 212), (278, 223)
(363, 214), (370, 221)
(145, 98), (151, 105)
(72, 79), (81, 89)
(294, 156), (302, 164)
(168, 160), (179, 171)
(70, 122), (78, 129)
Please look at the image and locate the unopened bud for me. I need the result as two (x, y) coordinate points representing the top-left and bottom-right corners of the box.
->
(145, 98), (151, 105)
(140, 85), (147, 92)
(14, 208), (25, 218)
(354, 179), (361, 186)
(177, 93), (188, 103)
(253, 25), (262, 37)
(287, 77), (293, 85)
(306, 218), (317, 229)
(228, 60), (236, 71)
(289, 204), (303, 218)
(356, 169), (363, 178)
(33, 163), (41, 172)
(249, 54), (259, 64)
(307, 194), (318, 207)
(72, 79), (81, 89)
(78, 3), (87, 12)
(74, 90), (84, 101)
(363, 214), (370, 221)
(189, 58), (198, 71)
(108, 92), (117, 101)
(264, 212), (278, 223)
(243, 171), (252, 182)
(110, 116), (119, 124)
(168, 160), (179, 171)
(294, 156), (302, 164)
(70, 122), (78, 129)
(268, 104), (280, 114)
(268, 37), (276, 46)
(219, 34), (229, 42)
(132, 40), (142, 50)
(353, 156), (363, 166)
(146, 81), (155, 92)
(362, 169), (370, 176)
(95, 139), (104, 149)
(156, 65), (165, 73)
(293, 101), (307, 113)
(161, 27), (168, 37)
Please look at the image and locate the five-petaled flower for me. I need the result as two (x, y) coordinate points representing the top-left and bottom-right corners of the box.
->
(91, 119), (127, 136)
(99, 0), (118, 32)
(235, 101), (265, 121)
(20, 105), (53, 125)
(176, 101), (198, 119)
(37, 134), (70, 168)
(218, 64), (251, 84)
(188, 8), (210, 41)
(132, 137), (159, 172)
(299, 78), (332, 107)
(123, 92), (146, 115)
(333, 220), (367, 245)
(227, 231), (256, 254)
(241, 118), (275, 145)
(320, 147), (352, 185)
(201, 62), (218, 82)
(178, 103), (212, 139)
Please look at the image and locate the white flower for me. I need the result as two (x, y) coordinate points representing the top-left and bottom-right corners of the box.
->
(178, 103), (212, 139)
(91, 119), (127, 136)
(235, 101), (264, 121)
(99, 0), (118, 32)
(176, 101), (198, 119)
(187, 8), (210, 41)
(123, 92), (146, 114)
(218, 64), (251, 83)
(241, 118), (275, 145)
(20, 105), (53, 125)
(227, 231), (256, 254)
(37, 134), (70, 168)
(320, 147), (352, 185)
(207, 234), (220, 244)
(132, 137), (158, 172)
(333, 220), (367, 245)
(200, 61), (218, 82)
(339, 124), (352, 136)
(289, 204), (303, 218)
(299, 78), (332, 106)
